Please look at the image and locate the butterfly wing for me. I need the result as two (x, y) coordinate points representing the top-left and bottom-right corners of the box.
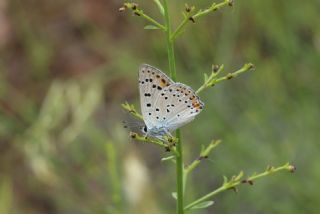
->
(152, 82), (204, 132)
(139, 64), (174, 129)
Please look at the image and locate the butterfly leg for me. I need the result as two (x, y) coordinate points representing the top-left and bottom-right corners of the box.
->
(161, 129), (174, 142)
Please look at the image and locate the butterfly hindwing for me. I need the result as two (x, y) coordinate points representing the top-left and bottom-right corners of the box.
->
(139, 64), (174, 129)
(153, 82), (204, 132)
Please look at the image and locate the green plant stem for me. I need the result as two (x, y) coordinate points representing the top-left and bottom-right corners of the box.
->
(212, 63), (254, 85)
(163, 0), (176, 80)
(196, 63), (254, 94)
(175, 130), (183, 214)
(130, 131), (166, 146)
(196, 65), (224, 94)
(193, 0), (231, 19)
(171, 0), (231, 41)
(121, 102), (143, 120)
(123, 3), (166, 30)
(185, 139), (221, 174)
(184, 163), (295, 210)
(170, 15), (189, 41)
(163, 1), (183, 213)
(139, 11), (166, 30)
(105, 142), (122, 214)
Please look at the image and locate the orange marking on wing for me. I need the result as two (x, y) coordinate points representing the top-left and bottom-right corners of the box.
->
(193, 102), (199, 107)
(192, 100), (202, 110)
(160, 78), (167, 87)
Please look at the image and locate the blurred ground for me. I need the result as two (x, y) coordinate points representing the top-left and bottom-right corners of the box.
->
(0, 0), (319, 213)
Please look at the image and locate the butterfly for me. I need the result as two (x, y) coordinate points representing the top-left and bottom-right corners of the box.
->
(139, 64), (204, 139)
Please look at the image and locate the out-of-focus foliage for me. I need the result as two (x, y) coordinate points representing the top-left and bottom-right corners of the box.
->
(0, 0), (319, 213)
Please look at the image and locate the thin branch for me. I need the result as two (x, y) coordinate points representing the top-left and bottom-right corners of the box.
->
(196, 63), (255, 94)
(185, 139), (221, 174)
(121, 102), (143, 120)
(193, 0), (233, 19)
(196, 64), (224, 94)
(121, 3), (166, 31)
(129, 131), (166, 147)
(162, 0), (184, 213)
(170, 12), (190, 41)
(184, 163), (296, 210)
(171, 0), (233, 41)
(213, 63), (254, 85)
(129, 131), (178, 155)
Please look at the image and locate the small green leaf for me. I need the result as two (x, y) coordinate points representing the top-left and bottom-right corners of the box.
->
(144, 25), (160, 30)
(235, 171), (244, 181)
(191, 201), (214, 209)
(172, 192), (177, 200)
(204, 73), (209, 81)
(161, 155), (175, 161)
(153, 0), (164, 15)
(223, 175), (228, 184)
(200, 144), (205, 153)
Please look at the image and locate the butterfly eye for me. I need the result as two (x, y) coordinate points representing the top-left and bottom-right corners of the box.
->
(143, 125), (147, 133)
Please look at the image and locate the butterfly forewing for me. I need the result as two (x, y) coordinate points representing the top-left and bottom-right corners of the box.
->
(139, 64), (174, 129)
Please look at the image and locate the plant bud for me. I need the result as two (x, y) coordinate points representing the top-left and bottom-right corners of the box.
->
(189, 16), (195, 23)
(132, 3), (138, 10)
(185, 3), (191, 12)
(227, 73), (234, 79)
(288, 165), (296, 173)
(130, 132), (137, 138)
(212, 64), (219, 72)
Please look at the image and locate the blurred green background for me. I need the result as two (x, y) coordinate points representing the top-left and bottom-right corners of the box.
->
(0, 0), (319, 213)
